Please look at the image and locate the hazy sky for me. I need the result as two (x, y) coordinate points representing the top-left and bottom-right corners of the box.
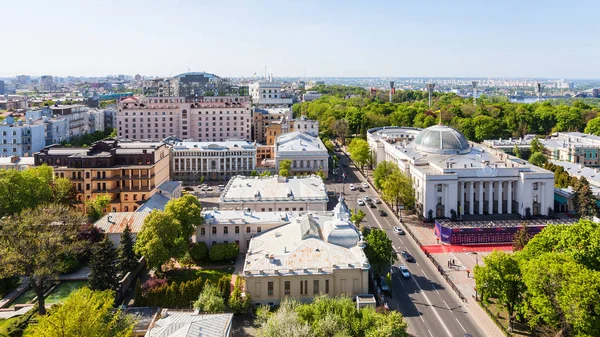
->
(2, 0), (599, 78)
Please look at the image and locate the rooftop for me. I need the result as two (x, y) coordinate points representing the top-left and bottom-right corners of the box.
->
(413, 125), (471, 155)
(254, 107), (291, 116)
(147, 310), (233, 337)
(276, 132), (327, 153)
(203, 209), (292, 226)
(136, 193), (171, 213)
(220, 175), (328, 203)
(171, 140), (256, 151)
(94, 212), (149, 234)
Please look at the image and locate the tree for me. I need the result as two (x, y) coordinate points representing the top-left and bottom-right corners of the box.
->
(194, 283), (225, 313)
(260, 170), (272, 177)
(0, 204), (85, 315)
(373, 161), (396, 189)
(380, 169), (415, 212)
(530, 137), (544, 154)
(89, 235), (119, 291)
(350, 209), (366, 226)
(189, 242), (209, 264)
(474, 251), (524, 332)
(217, 275), (231, 302)
(323, 139), (335, 154)
(134, 210), (188, 272)
(229, 277), (251, 314)
(279, 159), (292, 177)
(0, 166), (54, 217)
(87, 193), (112, 222)
(315, 169), (325, 180)
(51, 177), (77, 207)
(117, 224), (138, 276)
(573, 177), (598, 218)
(584, 116), (600, 135)
(512, 224), (533, 251)
(250, 170), (258, 177)
(364, 229), (396, 273)
(528, 151), (547, 167)
(513, 145), (522, 158)
(164, 194), (204, 241)
(331, 119), (349, 145)
(348, 138), (370, 173)
(256, 300), (312, 337)
(33, 287), (135, 337)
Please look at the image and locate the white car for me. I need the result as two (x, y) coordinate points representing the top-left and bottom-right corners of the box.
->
(357, 199), (365, 206)
(349, 184), (356, 191)
(363, 195), (371, 202)
(399, 265), (411, 279)
(393, 226), (405, 235)
(362, 182), (369, 188)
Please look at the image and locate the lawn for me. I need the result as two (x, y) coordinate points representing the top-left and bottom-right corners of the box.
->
(45, 281), (87, 304)
(483, 298), (533, 337)
(166, 267), (235, 285)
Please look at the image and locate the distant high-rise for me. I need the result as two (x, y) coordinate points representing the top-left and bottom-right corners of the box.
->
(172, 72), (231, 100)
(40, 75), (54, 91)
(0, 80), (4, 95)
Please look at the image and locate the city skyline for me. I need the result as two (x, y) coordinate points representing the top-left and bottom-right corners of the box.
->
(2, 0), (600, 78)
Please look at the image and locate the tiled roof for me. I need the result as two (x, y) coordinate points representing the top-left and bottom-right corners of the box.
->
(94, 212), (149, 234)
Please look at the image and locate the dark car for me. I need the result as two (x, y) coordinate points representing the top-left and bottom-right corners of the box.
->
(337, 177), (343, 183)
(358, 187), (365, 192)
(370, 203), (377, 209)
(183, 186), (194, 191)
(379, 210), (387, 217)
(343, 163), (348, 167)
(401, 251), (415, 262)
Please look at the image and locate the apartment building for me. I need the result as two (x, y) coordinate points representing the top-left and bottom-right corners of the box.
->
(249, 81), (293, 107)
(289, 115), (319, 137)
(116, 96), (251, 142)
(253, 107), (292, 143)
(274, 132), (329, 177)
(34, 139), (170, 212)
(0, 115), (46, 156)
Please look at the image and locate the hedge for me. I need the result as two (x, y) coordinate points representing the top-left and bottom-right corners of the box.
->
(209, 243), (239, 262)
(134, 278), (204, 308)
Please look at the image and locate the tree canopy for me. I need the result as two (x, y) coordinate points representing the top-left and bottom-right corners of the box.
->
(348, 138), (370, 172)
(364, 229), (396, 273)
(279, 159), (292, 177)
(134, 210), (188, 271)
(164, 193), (204, 240)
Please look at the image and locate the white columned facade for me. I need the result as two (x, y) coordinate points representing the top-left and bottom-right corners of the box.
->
(459, 182), (464, 216)
(507, 181), (512, 214)
(487, 181), (493, 214)
(478, 182), (484, 214)
(497, 181), (503, 214)
(468, 182), (474, 215)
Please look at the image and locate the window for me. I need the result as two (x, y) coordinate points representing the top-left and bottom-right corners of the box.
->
(235, 226), (240, 234)
(284, 281), (290, 295)
(200, 228), (206, 236)
(300, 280), (303, 295)
(533, 182), (538, 190)
(437, 196), (442, 205)
(437, 184), (442, 192)
(268, 282), (274, 296)
(325, 280), (329, 294)
(224, 226), (228, 234)
(246, 227), (251, 233)
(212, 227), (217, 235)
(257, 226), (262, 233)
(313, 280), (319, 294)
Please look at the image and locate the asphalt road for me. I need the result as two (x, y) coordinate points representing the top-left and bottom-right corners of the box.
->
(327, 152), (484, 337)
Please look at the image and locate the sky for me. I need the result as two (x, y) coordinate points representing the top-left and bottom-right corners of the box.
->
(2, 0), (600, 78)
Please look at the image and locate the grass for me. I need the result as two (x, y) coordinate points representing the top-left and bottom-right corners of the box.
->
(166, 266), (235, 285)
(45, 281), (87, 304)
(8, 288), (36, 307)
(483, 298), (533, 337)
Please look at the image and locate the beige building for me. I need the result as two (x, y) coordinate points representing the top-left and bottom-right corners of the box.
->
(253, 107), (291, 143)
(274, 132), (329, 178)
(35, 140), (170, 213)
(242, 196), (370, 305)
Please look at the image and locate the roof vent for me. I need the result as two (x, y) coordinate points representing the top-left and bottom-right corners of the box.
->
(288, 269), (294, 273)
(303, 268), (308, 273)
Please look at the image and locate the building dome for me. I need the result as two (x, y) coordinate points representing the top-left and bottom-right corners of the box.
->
(412, 125), (471, 155)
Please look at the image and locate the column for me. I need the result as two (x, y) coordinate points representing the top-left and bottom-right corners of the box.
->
(488, 181), (493, 214)
(459, 182), (464, 216)
(478, 182), (484, 214)
(183, 158), (187, 171)
(469, 182), (474, 215)
(507, 181), (512, 214)
(497, 181), (503, 214)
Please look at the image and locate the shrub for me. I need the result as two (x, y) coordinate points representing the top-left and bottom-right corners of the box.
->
(189, 242), (209, 264)
(217, 275), (231, 302)
(3, 305), (38, 337)
(141, 277), (168, 296)
(209, 243), (239, 262)
(135, 278), (204, 308)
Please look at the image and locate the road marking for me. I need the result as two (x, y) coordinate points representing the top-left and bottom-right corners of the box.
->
(421, 269), (428, 279)
(416, 262), (420, 267)
(432, 284), (440, 295)
(364, 205), (383, 229)
(428, 330), (434, 337)
(455, 318), (467, 333)
(411, 276), (453, 337)
(443, 300), (451, 310)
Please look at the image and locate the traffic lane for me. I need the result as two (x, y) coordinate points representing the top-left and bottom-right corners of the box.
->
(391, 268), (436, 337)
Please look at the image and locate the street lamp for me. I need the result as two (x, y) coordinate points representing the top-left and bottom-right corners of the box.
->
(426, 83), (436, 109)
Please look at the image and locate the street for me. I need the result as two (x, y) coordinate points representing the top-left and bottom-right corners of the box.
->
(328, 152), (484, 337)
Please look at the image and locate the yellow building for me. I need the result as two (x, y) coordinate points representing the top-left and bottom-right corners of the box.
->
(34, 139), (170, 212)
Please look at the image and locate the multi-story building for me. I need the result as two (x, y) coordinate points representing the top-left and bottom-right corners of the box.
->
(219, 175), (328, 212)
(88, 109), (105, 133)
(368, 125), (555, 218)
(290, 115), (319, 137)
(142, 78), (174, 97)
(302, 90), (322, 102)
(34, 139), (170, 212)
(243, 196), (369, 305)
(274, 132), (329, 177)
(116, 96), (251, 142)
(49, 105), (92, 138)
(253, 107), (292, 143)
(172, 72), (231, 100)
(170, 140), (257, 181)
(40, 75), (54, 91)
(0, 80), (4, 95)
(0, 96), (28, 111)
(249, 82), (293, 107)
(0, 116), (46, 156)
(0, 156), (35, 170)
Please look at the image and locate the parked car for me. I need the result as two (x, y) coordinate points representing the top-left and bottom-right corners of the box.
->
(400, 251), (415, 262)
(363, 196), (371, 202)
(379, 210), (387, 217)
(206, 186), (213, 191)
(357, 199), (365, 206)
(183, 186), (194, 191)
(337, 177), (343, 183)
(349, 184), (356, 191)
(399, 265), (411, 278)
(343, 163), (348, 167)
(218, 184), (226, 191)
(198, 184), (207, 189)
(393, 226), (405, 235)
(370, 203), (377, 209)
(379, 276), (390, 292)
(362, 182), (369, 188)
(374, 198), (382, 204)
(358, 187), (365, 192)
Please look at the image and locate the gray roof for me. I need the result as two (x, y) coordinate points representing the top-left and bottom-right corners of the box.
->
(413, 125), (470, 155)
(300, 214), (320, 240)
(220, 175), (328, 203)
(158, 181), (182, 194)
(147, 311), (233, 337)
(137, 193), (171, 213)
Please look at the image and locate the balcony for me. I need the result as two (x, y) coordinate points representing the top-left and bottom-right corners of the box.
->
(121, 186), (155, 192)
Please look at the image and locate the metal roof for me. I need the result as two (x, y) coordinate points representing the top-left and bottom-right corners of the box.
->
(94, 212), (149, 234)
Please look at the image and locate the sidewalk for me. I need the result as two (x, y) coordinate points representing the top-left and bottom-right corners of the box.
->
(348, 159), (506, 337)
(0, 279), (29, 309)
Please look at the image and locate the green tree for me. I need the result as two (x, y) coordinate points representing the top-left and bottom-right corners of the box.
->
(194, 283), (226, 313)
(229, 277), (251, 314)
(256, 300), (312, 337)
(189, 242), (209, 264)
(584, 116), (600, 135)
(250, 170), (258, 177)
(33, 287), (135, 337)
(323, 139), (335, 154)
(117, 224), (138, 276)
(89, 235), (119, 291)
(364, 229), (396, 273)
(0, 204), (85, 315)
(134, 210), (188, 272)
(279, 159), (292, 177)
(530, 137), (544, 154)
(87, 193), (112, 222)
(512, 145), (522, 158)
(528, 151), (547, 167)
(380, 169), (415, 212)
(0, 166), (54, 217)
(331, 119), (349, 145)
(315, 169), (325, 180)
(474, 251), (524, 332)
(348, 138), (370, 173)
(350, 209), (366, 226)
(573, 177), (598, 218)
(51, 177), (77, 207)
(164, 194), (204, 241)
(217, 275), (231, 302)
(373, 161), (396, 190)
(260, 170), (272, 177)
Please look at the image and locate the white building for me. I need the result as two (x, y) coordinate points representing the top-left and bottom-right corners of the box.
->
(219, 175), (328, 212)
(116, 96), (252, 142)
(170, 140), (257, 181)
(368, 125), (555, 218)
(0, 116), (46, 157)
(249, 82), (293, 107)
(243, 196), (370, 305)
(302, 90), (322, 102)
(0, 156), (35, 170)
(146, 311), (233, 337)
(88, 109), (105, 133)
(290, 115), (319, 137)
(275, 131), (329, 177)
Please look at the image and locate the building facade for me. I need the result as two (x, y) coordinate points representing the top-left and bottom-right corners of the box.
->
(253, 107), (292, 143)
(35, 139), (170, 212)
(290, 116), (319, 137)
(242, 196), (369, 305)
(170, 140), (257, 181)
(368, 125), (555, 219)
(219, 175), (328, 212)
(116, 96), (251, 142)
(0, 116), (46, 156)
(274, 132), (329, 177)
(249, 82), (293, 107)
